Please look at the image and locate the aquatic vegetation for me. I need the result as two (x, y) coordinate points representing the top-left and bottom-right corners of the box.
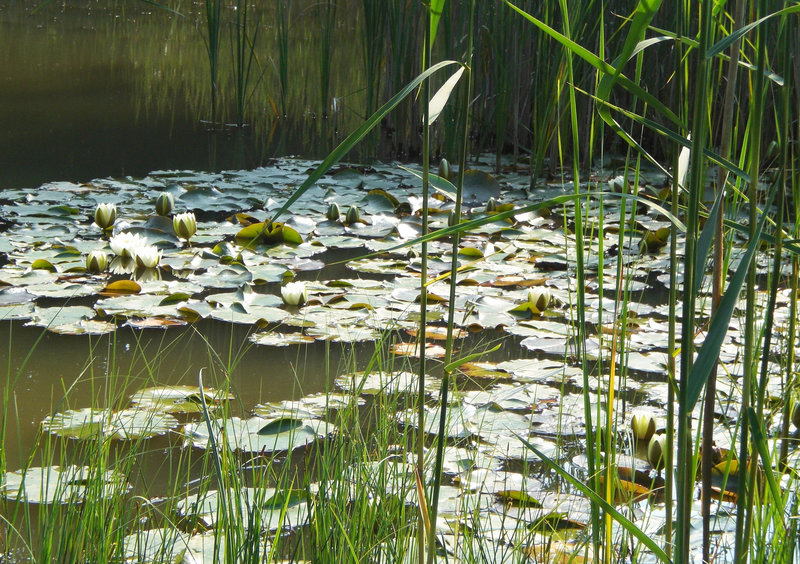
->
(173, 211), (197, 243)
(280, 281), (307, 306)
(93, 202), (116, 232)
(154, 192), (174, 216)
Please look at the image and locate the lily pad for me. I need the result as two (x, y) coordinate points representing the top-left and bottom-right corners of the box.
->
(42, 408), (179, 440)
(1, 465), (130, 504)
(129, 386), (234, 414)
(183, 416), (335, 453)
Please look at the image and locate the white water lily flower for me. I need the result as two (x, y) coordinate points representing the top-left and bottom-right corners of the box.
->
(527, 287), (552, 313)
(281, 281), (308, 306)
(173, 212), (197, 242)
(631, 411), (656, 442)
(483, 242), (495, 258)
(94, 203), (117, 230)
(109, 232), (148, 258)
(133, 245), (161, 269)
(85, 251), (109, 273)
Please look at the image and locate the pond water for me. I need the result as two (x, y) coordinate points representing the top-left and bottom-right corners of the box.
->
(0, 0), (385, 191)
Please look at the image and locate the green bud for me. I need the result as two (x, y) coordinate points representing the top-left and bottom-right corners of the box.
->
(326, 202), (341, 222)
(155, 192), (174, 216)
(345, 205), (360, 225)
(438, 158), (451, 179)
(647, 434), (668, 470)
(486, 197), (497, 213)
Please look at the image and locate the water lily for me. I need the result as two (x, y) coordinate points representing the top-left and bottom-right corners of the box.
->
(486, 197), (497, 213)
(448, 210), (459, 227)
(326, 202), (341, 222)
(85, 251), (109, 273)
(173, 212), (197, 242)
(647, 434), (668, 471)
(527, 287), (551, 314)
(281, 281), (307, 306)
(438, 158), (451, 179)
(631, 411), (656, 442)
(94, 203), (116, 231)
(483, 242), (495, 258)
(345, 205), (360, 225)
(133, 245), (161, 269)
(109, 232), (148, 258)
(155, 192), (174, 216)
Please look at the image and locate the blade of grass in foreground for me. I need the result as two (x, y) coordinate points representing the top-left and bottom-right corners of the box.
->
(268, 60), (460, 225)
(518, 435), (672, 563)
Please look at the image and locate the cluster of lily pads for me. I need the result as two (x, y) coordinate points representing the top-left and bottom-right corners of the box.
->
(0, 156), (796, 560)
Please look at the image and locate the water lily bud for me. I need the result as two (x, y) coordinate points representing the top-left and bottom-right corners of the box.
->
(326, 202), (341, 222)
(527, 287), (551, 313)
(631, 412), (656, 442)
(94, 203), (117, 231)
(486, 197), (497, 213)
(438, 158), (451, 179)
(86, 251), (109, 273)
(608, 175), (627, 192)
(133, 245), (161, 269)
(647, 434), (668, 470)
(155, 192), (174, 216)
(448, 210), (459, 227)
(281, 281), (308, 306)
(483, 242), (495, 258)
(345, 205), (360, 225)
(173, 212), (197, 242)
(109, 232), (148, 258)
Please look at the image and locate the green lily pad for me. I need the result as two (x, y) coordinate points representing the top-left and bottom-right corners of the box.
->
(43, 408), (179, 440)
(1, 465), (130, 504)
(183, 416), (335, 453)
(129, 386), (234, 414)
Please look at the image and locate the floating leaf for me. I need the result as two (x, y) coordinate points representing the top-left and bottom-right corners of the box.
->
(42, 408), (178, 440)
(1, 465), (130, 504)
(129, 386), (233, 414)
(101, 280), (141, 296)
(183, 416), (335, 453)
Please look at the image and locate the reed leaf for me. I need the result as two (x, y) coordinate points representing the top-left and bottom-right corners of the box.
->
(269, 60), (459, 224)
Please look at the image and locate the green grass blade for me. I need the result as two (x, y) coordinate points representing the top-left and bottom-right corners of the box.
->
(517, 434), (673, 563)
(693, 188), (724, 295)
(269, 60), (459, 224)
(706, 5), (800, 58)
(505, 0), (680, 127)
(686, 185), (777, 411)
(746, 407), (786, 535)
(429, 0), (446, 48)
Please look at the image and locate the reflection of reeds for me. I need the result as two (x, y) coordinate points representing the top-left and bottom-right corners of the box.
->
(231, 0), (261, 127)
(202, 0), (222, 126)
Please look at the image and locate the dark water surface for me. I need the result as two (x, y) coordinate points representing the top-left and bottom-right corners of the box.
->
(0, 1), (371, 190)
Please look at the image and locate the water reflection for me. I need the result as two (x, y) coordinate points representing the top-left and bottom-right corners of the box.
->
(0, 1), (387, 190)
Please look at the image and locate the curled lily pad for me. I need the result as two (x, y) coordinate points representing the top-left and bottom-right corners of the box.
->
(129, 386), (234, 414)
(42, 408), (179, 440)
(183, 416), (335, 453)
(1, 465), (130, 504)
